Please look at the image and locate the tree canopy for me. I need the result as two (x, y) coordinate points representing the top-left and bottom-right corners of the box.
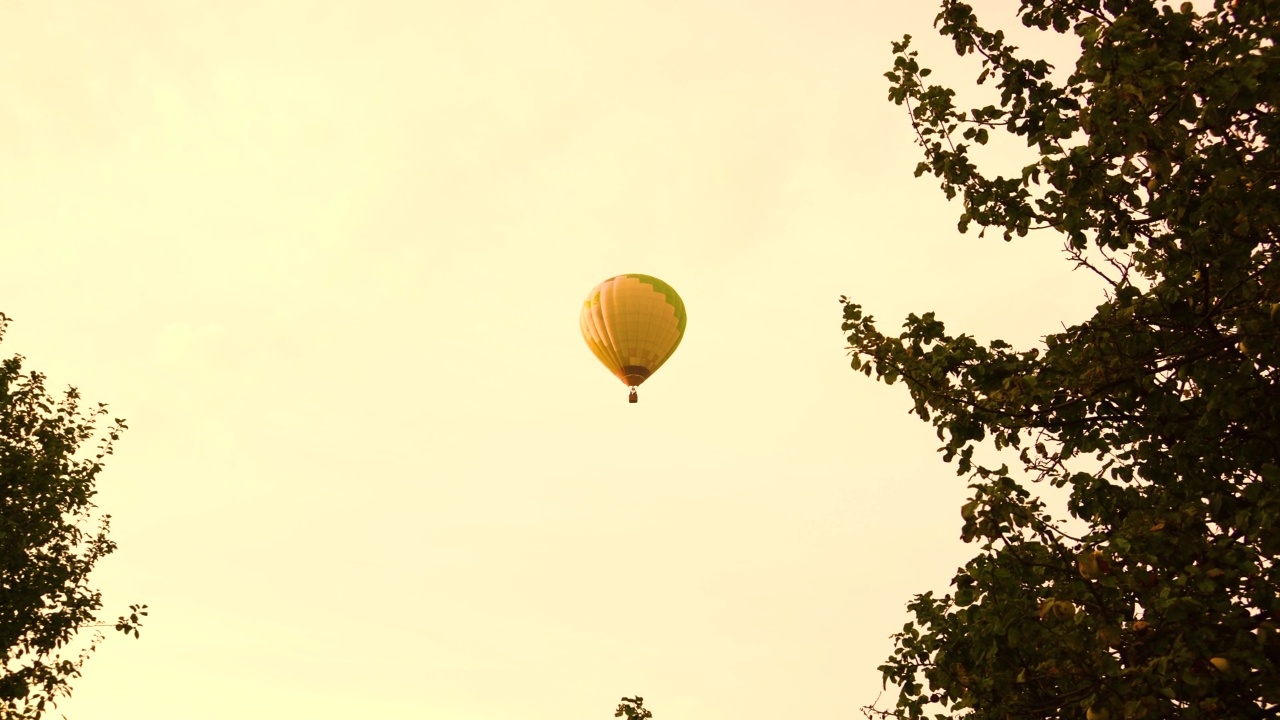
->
(615, 696), (653, 720)
(0, 313), (145, 718)
(844, 0), (1278, 717)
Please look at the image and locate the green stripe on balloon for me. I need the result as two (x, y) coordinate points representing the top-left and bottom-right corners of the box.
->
(622, 274), (687, 334)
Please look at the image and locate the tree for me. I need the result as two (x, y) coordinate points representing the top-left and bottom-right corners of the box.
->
(615, 696), (654, 720)
(843, 0), (1278, 718)
(0, 313), (146, 718)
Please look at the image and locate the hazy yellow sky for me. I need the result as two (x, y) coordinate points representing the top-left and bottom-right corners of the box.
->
(3, 2), (1099, 718)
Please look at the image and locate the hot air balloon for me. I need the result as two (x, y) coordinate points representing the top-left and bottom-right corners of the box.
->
(580, 274), (687, 403)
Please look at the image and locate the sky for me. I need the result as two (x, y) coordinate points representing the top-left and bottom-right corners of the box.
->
(2, 2), (1102, 719)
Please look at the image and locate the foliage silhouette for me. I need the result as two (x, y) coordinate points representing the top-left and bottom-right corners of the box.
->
(845, 0), (1279, 717)
(616, 696), (653, 720)
(0, 313), (146, 718)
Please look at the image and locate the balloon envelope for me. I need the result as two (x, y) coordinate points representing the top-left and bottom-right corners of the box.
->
(580, 274), (687, 389)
